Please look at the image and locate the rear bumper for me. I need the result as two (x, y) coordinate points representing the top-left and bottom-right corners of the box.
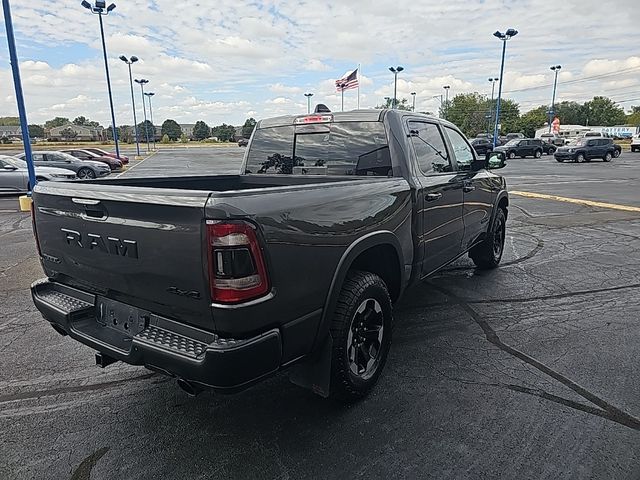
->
(31, 279), (283, 392)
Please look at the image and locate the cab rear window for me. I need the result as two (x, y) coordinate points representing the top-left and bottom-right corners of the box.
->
(244, 122), (391, 176)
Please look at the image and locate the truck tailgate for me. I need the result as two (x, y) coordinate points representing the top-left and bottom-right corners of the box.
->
(32, 182), (214, 331)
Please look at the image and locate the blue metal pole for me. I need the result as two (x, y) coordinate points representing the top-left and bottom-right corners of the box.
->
(2, 0), (37, 193)
(493, 40), (507, 148)
(127, 64), (141, 157)
(98, 13), (120, 158)
(548, 69), (559, 133)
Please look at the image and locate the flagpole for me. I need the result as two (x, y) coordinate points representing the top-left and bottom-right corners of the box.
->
(341, 88), (344, 112)
(357, 63), (360, 109)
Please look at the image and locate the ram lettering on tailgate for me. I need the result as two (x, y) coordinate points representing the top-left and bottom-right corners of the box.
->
(61, 228), (139, 259)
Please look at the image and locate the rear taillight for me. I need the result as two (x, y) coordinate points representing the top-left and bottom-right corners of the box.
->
(206, 220), (269, 304)
(31, 202), (42, 257)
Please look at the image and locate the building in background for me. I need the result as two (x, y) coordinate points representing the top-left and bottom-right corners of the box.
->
(179, 124), (195, 139)
(0, 126), (22, 140)
(49, 123), (105, 141)
(535, 124), (638, 141)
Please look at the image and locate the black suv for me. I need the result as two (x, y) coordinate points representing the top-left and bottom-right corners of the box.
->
(494, 138), (544, 159)
(554, 138), (616, 163)
(471, 138), (493, 155)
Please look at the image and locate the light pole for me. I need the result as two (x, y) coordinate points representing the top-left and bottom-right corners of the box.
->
(119, 55), (141, 159)
(135, 78), (150, 152)
(443, 85), (450, 119)
(304, 93), (314, 114)
(384, 97), (390, 108)
(411, 92), (416, 112)
(433, 94), (443, 117)
(81, 0), (120, 159)
(488, 77), (499, 136)
(144, 92), (156, 150)
(492, 28), (518, 148)
(548, 65), (562, 132)
(3, 0), (37, 197)
(338, 83), (347, 111)
(389, 66), (404, 109)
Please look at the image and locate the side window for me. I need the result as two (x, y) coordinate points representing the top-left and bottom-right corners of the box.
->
(408, 121), (451, 174)
(32, 153), (44, 162)
(444, 127), (475, 168)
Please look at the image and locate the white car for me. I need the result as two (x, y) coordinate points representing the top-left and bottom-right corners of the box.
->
(631, 134), (640, 153)
(0, 155), (76, 193)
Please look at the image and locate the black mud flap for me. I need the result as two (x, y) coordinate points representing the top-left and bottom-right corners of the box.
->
(289, 335), (332, 397)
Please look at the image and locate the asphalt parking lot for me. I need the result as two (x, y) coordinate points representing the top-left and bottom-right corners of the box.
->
(1, 147), (640, 479)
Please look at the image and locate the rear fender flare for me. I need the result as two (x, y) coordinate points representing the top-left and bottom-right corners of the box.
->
(315, 231), (405, 349)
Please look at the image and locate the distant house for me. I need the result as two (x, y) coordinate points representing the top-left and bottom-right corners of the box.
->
(179, 124), (195, 139)
(49, 123), (105, 141)
(0, 126), (22, 139)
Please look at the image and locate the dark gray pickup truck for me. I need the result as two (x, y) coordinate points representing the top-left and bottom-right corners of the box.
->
(30, 109), (508, 400)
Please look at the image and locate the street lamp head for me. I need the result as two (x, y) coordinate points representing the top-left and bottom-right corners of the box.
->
(397, 66), (404, 72)
(81, 0), (92, 9)
(144, 92), (155, 97)
(107, 3), (116, 12)
(505, 28), (518, 37)
(135, 78), (149, 85)
(411, 92), (416, 96)
(443, 85), (450, 89)
(119, 55), (128, 62)
(493, 30), (504, 39)
(130, 56), (139, 63)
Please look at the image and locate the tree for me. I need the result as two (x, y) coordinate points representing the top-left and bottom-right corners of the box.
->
(161, 134), (170, 144)
(180, 133), (189, 143)
(137, 120), (155, 143)
(626, 106), (640, 126)
(45, 117), (70, 130)
(0, 117), (20, 126)
(161, 119), (182, 141)
(28, 124), (45, 138)
(242, 118), (256, 139)
(193, 120), (211, 141)
(582, 96), (626, 126)
(496, 98), (521, 134)
(374, 97), (412, 111)
(211, 123), (237, 142)
(72, 116), (100, 127)
(439, 93), (489, 137)
(554, 101), (585, 125)
(60, 127), (77, 141)
(517, 105), (548, 138)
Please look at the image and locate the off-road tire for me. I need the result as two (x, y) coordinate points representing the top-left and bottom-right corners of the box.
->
(329, 271), (393, 402)
(469, 208), (506, 270)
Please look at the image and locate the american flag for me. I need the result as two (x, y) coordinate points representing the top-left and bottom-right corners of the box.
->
(335, 68), (359, 92)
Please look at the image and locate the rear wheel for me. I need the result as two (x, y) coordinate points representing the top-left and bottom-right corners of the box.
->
(508, 151), (516, 159)
(576, 153), (585, 163)
(77, 168), (95, 179)
(604, 152), (612, 162)
(329, 271), (393, 402)
(469, 208), (506, 270)
(556, 158), (564, 163)
(613, 149), (620, 158)
(534, 149), (542, 158)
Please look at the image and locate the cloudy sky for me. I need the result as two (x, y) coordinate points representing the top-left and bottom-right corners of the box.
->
(1, 0), (639, 127)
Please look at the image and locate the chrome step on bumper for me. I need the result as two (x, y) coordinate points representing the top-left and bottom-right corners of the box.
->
(31, 279), (282, 391)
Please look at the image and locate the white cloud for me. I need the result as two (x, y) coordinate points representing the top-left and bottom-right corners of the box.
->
(305, 59), (331, 72)
(269, 83), (303, 94)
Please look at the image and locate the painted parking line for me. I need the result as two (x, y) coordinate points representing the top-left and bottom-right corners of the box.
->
(510, 190), (640, 213)
(115, 150), (159, 178)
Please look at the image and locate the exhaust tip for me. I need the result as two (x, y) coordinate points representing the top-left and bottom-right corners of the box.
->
(177, 378), (202, 397)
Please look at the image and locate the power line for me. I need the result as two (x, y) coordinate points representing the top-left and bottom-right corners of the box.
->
(503, 65), (640, 95)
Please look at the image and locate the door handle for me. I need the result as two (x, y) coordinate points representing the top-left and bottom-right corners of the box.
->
(463, 182), (475, 193)
(425, 192), (442, 202)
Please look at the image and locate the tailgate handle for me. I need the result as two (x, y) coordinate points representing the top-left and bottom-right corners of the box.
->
(72, 198), (101, 206)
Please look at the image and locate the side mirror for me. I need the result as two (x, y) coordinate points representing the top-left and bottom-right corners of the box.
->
(486, 151), (506, 170)
(3, 165), (17, 171)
